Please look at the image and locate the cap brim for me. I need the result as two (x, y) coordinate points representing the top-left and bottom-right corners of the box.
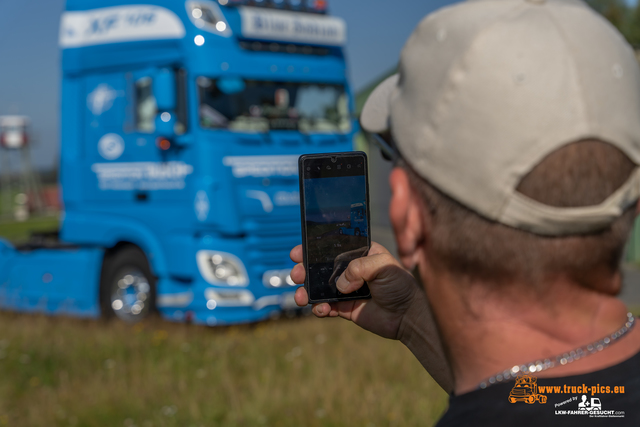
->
(360, 74), (399, 134)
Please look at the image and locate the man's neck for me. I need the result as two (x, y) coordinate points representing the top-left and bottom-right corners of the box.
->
(423, 267), (640, 395)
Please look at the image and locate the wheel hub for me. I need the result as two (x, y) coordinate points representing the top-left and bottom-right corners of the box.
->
(110, 269), (151, 322)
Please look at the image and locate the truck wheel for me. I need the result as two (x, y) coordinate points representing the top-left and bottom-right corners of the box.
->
(100, 246), (156, 322)
(355, 228), (360, 236)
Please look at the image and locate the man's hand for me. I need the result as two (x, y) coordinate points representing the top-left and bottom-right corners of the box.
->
(290, 242), (454, 392)
(291, 242), (420, 340)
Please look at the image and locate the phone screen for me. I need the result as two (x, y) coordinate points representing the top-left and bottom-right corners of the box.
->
(300, 154), (371, 302)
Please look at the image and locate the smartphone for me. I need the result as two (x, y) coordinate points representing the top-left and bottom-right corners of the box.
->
(298, 152), (372, 304)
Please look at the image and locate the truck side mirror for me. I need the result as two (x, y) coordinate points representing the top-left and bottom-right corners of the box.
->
(155, 112), (176, 136)
(154, 69), (176, 111)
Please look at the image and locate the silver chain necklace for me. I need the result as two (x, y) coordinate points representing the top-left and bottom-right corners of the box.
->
(478, 313), (636, 390)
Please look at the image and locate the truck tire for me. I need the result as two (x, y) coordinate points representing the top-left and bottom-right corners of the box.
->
(100, 246), (156, 322)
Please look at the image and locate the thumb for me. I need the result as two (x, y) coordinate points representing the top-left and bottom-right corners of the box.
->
(336, 253), (403, 294)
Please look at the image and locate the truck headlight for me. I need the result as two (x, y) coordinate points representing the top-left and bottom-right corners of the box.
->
(197, 250), (249, 287)
(263, 269), (297, 288)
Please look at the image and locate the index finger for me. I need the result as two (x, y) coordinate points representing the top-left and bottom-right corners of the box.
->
(290, 245), (303, 264)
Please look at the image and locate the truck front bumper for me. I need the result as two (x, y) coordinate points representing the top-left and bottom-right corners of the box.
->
(156, 231), (301, 325)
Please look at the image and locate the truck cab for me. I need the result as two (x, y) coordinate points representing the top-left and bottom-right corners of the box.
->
(339, 202), (367, 237)
(0, 0), (355, 325)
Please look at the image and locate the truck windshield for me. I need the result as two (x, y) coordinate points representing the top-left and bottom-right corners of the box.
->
(198, 78), (351, 133)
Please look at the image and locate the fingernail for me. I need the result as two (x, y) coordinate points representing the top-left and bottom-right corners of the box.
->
(336, 276), (347, 292)
(316, 306), (323, 315)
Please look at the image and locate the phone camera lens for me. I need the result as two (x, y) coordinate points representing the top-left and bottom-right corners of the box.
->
(347, 164), (351, 169)
(331, 157), (337, 163)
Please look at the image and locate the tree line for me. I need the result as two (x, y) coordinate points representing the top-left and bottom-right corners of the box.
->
(588, 0), (640, 46)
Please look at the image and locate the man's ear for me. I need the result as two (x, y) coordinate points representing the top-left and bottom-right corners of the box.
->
(389, 167), (428, 269)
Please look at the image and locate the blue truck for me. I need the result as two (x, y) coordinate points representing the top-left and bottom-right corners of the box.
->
(339, 202), (367, 237)
(0, 0), (355, 325)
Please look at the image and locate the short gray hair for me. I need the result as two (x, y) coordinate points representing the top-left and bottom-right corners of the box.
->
(400, 139), (637, 288)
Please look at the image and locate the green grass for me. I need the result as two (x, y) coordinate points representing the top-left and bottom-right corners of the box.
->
(0, 215), (59, 244)
(0, 312), (448, 427)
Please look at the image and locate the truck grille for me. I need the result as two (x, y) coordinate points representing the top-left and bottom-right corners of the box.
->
(243, 217), (301, 273)
(239, 40), (330, 56)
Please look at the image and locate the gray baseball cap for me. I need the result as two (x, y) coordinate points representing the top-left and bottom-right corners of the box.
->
(361, 0), (640, 236)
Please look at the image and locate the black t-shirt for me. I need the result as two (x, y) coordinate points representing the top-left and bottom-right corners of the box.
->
(436, 350), (640, 426)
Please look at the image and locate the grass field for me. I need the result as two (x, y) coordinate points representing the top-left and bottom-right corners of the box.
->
(0, 215), (59, 244)
(0, 215), (447, 426)
(0, 312), (448, 427)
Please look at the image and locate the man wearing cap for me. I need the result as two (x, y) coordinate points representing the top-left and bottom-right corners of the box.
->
(291, 0), (640, 424)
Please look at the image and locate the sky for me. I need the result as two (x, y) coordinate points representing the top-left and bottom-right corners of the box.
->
(0, 0), (457, 171)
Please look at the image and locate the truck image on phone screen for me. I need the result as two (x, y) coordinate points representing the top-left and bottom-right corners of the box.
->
(339, 202), (368, 237)
(0, 0), (356, 325)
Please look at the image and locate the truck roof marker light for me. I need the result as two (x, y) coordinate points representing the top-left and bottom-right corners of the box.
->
(186, 1), (232, 37)
(312, 0), (328, 12)
(195, 35), (205, 46)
